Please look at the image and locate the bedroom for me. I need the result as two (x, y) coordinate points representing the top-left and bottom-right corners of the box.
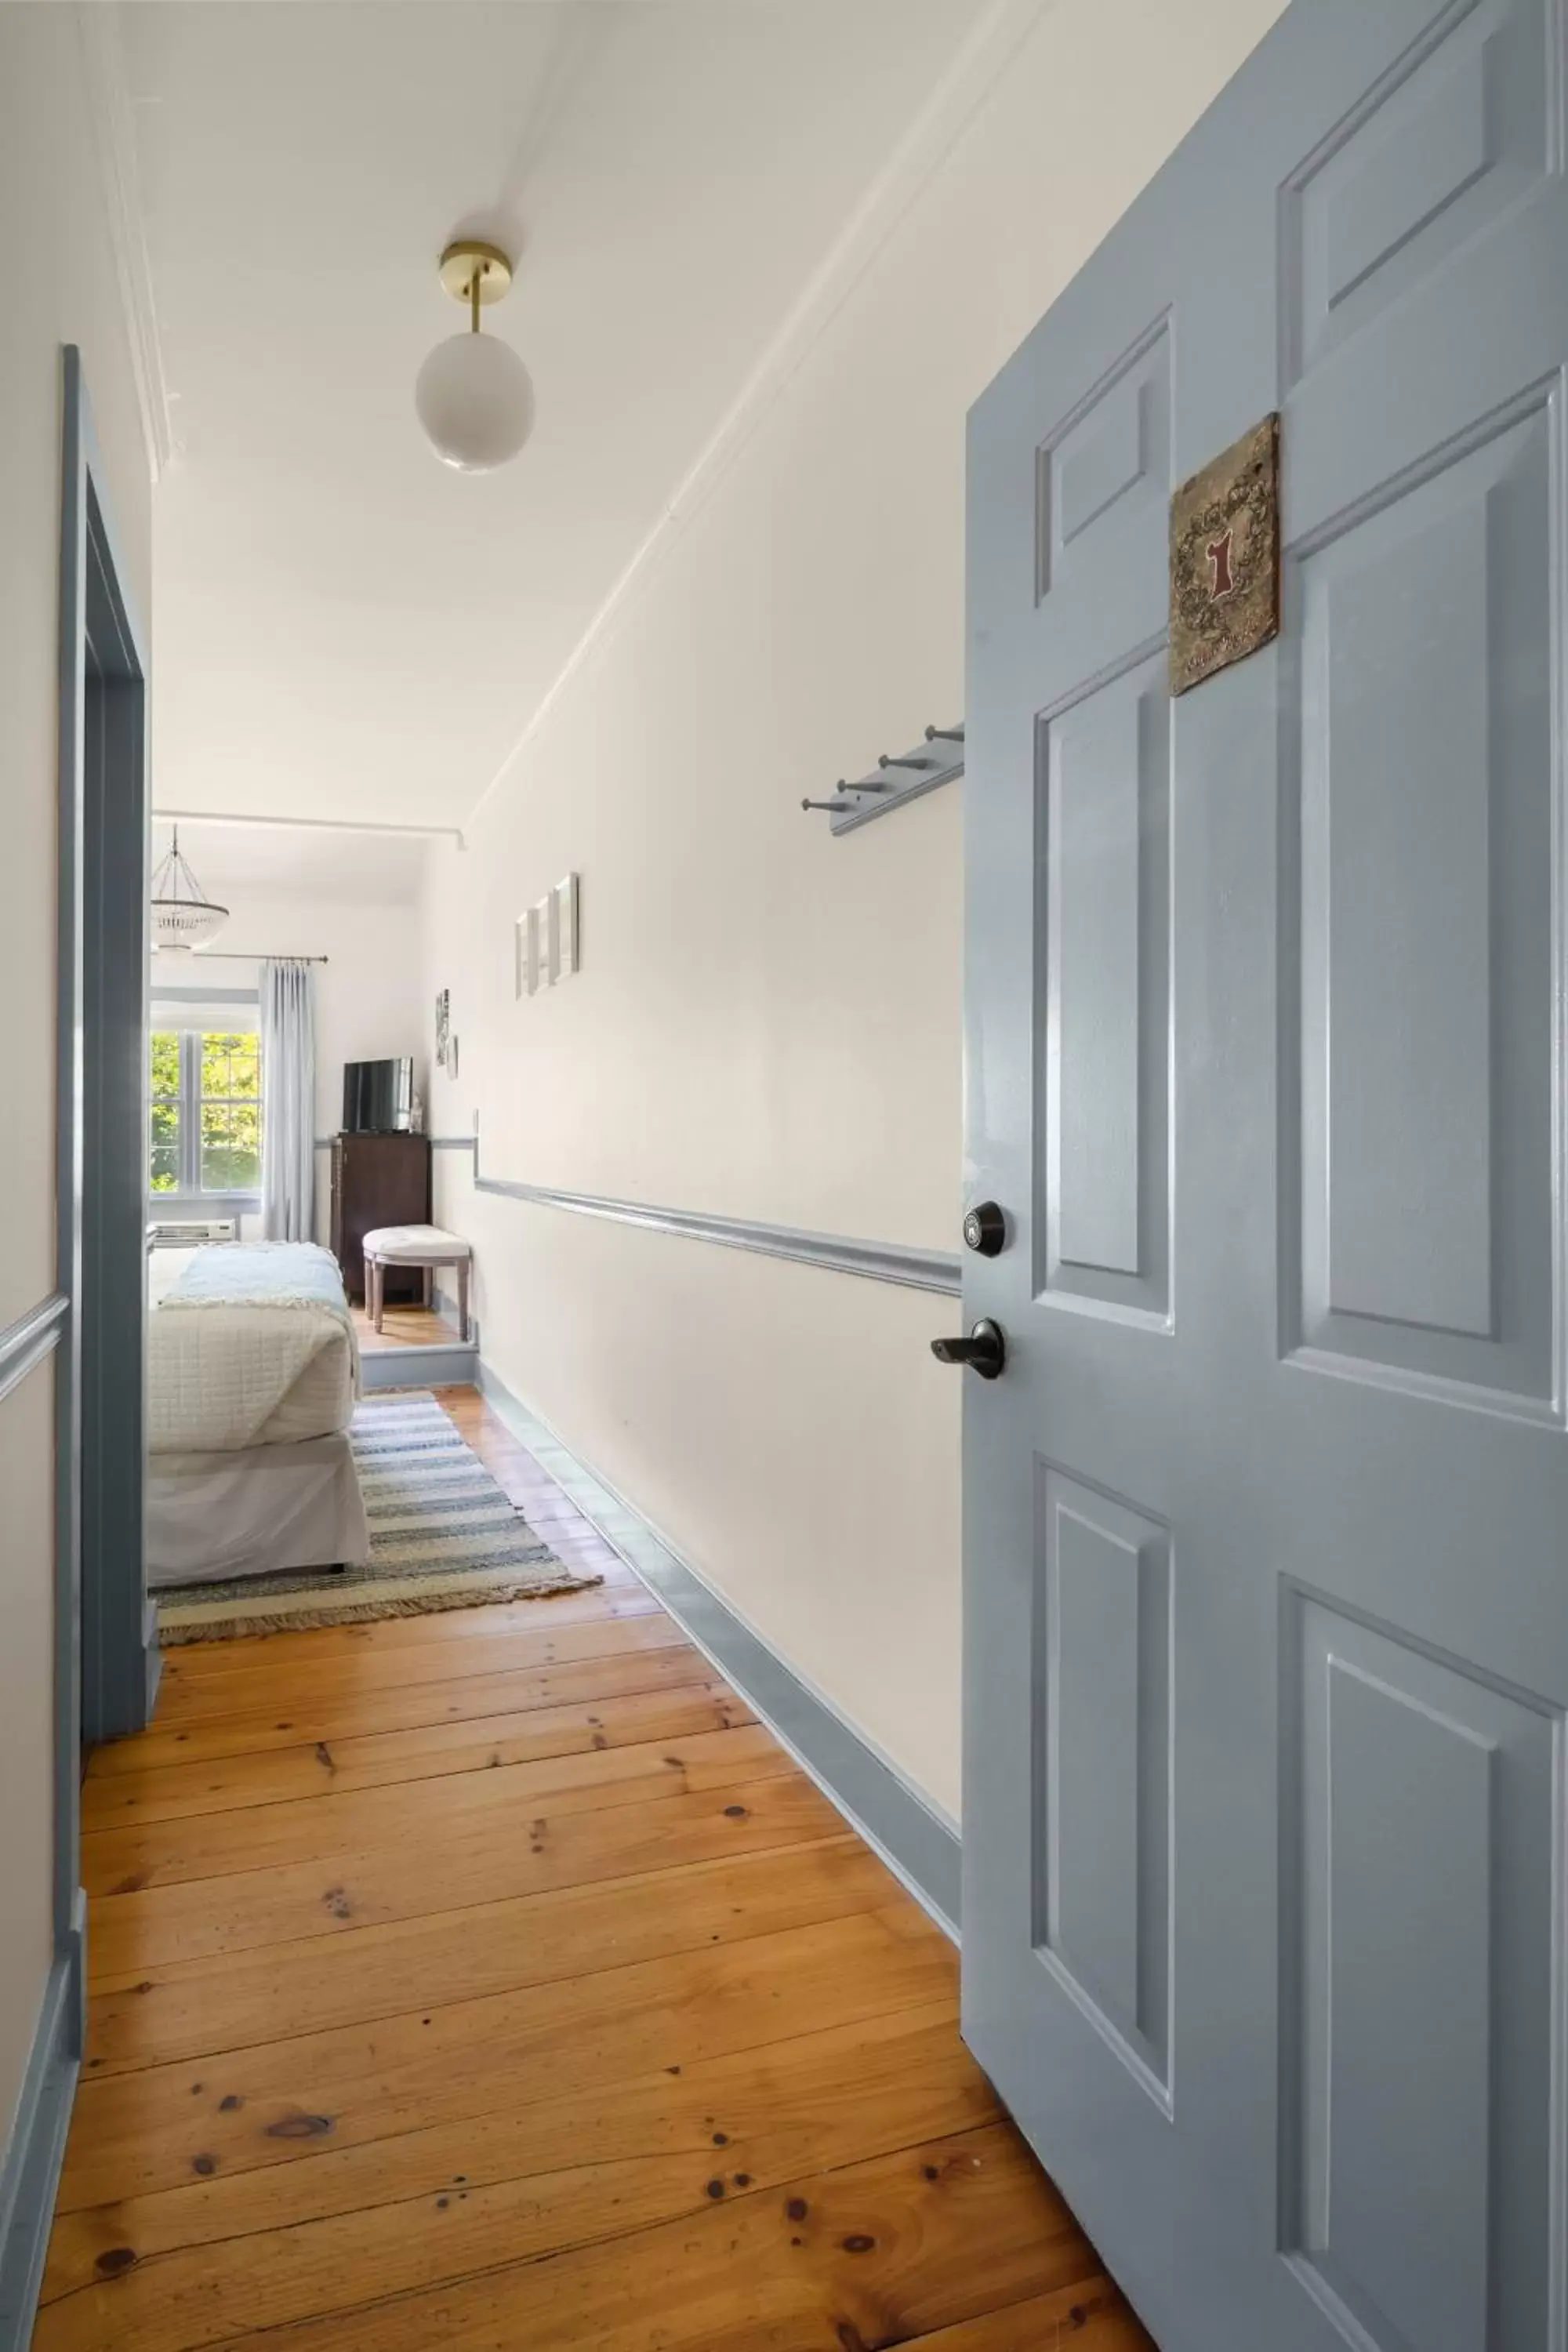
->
(143, 822), (491, 1606)
(5, 2), (1566, 2350)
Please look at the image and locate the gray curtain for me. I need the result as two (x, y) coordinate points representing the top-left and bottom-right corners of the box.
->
(260, 960), (316, 1240)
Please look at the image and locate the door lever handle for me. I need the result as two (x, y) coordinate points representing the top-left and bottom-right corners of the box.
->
(930, 1319), (1006, 1379)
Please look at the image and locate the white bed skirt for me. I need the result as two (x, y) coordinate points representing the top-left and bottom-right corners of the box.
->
(147, 1431), (370, 1588)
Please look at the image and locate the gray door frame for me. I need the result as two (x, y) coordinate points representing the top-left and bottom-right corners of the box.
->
(56, 347), (157, 1943)
(0, 344), (156, 2352)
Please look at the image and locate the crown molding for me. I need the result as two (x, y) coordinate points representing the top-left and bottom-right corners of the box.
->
(465, 0), (1050, 830)
(153, 807), (464, 844)
(76, 2), (173, 483)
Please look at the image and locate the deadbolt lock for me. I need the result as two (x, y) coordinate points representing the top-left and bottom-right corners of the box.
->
(963, 1200), (1007, 1257)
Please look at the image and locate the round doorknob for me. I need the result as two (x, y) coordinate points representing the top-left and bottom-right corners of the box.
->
(963, 1200), (1007, 1257)
(930, 1318), (1006, 1379)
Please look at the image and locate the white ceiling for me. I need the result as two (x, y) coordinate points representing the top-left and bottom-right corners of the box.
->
(156, 820), (430, 906)
(122, 0), (986, 830)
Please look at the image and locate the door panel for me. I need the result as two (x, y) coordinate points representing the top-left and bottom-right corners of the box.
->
(1039, 321), (1172, 601)
(1039, 653), (1171, 1321)
(1035, 1468), (1172, 2106)
(1283, 0), (1551, 385)
(963, 0), (1568, 2345)
(1280, 1593), (1562, 2352)
(1293, 402), (1555, 1403)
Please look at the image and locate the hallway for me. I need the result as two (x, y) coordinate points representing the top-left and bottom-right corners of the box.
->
(38, 1393), (1144, 2352)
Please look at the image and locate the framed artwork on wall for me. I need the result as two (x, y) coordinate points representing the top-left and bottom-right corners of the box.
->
(434, 988), (450, 1067)
(515, 875), (580, 999)
(554, 873), (579, 976)
(515, 907), (539, 999)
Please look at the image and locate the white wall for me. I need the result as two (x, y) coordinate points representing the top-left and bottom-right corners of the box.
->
(0, 5), (153, 2172)
(422, 0), (1286, 1824)
(153, 883), (430, 1243)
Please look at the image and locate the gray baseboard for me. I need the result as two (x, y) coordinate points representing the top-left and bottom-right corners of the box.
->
(477, 1363), (961, 1940)
(362, 1340), (479, 1393)
(0, 1894), (85, 2352)
(361, 1282), (477, 1396)
(144, 1595), (163, 1720)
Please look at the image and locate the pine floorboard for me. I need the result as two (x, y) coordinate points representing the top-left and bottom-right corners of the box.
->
(40, 1388), (1151, 2351)
(350, 1301), (461, 1354)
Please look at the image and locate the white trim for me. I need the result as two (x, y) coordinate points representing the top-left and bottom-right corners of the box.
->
(75, 3), (173, 483)
(152, 808), (463, 846)
(463, 0), (1050, 829)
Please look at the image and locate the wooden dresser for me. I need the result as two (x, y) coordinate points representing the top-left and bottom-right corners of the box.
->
(329, 1132), (431, 1304)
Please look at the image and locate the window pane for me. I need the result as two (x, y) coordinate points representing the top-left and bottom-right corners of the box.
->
(202, 1032), (259, 1099)
(201, 1099), (260, 1192)
(151, 1032), (181, 1098)
(150, 1036), (181, 1193)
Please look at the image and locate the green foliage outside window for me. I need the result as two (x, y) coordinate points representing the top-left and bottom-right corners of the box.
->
(150, 1030), (181, 1192)
(149, 1026), (263, 1195)
(200, 1033), (261, 1191)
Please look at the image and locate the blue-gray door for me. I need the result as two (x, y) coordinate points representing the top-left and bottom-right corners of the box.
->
(961, 3), (1568, 2346)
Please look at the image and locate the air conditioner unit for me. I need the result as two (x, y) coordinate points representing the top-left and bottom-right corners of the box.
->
(150, 1219), (236, 1248)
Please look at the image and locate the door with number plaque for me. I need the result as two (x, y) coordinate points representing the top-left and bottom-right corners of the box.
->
(957, 2), (1568, 2346)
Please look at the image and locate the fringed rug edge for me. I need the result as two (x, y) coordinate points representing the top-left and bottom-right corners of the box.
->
(158, 1566), (602, 1646)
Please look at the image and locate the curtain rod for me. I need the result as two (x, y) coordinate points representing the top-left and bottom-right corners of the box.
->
(169, 951), (330, 965)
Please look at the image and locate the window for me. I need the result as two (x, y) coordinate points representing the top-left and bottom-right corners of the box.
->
(149, 1029), (183, 1192)
(149, 1023), (263, 1197)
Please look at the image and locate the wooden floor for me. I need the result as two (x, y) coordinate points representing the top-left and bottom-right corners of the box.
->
(40, 1390), (1148, 2352)
(350, 1301), (463, 1354)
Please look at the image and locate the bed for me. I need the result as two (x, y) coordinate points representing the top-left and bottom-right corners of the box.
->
(147, 1241), (370, 1588)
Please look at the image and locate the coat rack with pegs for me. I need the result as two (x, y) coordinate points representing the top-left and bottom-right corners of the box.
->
(801, 723), (964, 836)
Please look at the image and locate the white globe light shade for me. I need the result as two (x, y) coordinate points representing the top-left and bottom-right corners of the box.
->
(415, 332), (535, 472)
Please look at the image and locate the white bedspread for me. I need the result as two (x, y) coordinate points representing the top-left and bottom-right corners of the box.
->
(149, 1242), (360, 1454)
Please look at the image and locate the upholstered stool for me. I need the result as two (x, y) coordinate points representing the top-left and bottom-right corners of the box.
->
(362, 1225), (472, 1341)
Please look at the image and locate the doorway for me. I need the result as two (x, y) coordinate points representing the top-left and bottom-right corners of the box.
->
(57, 343), (156, 1829)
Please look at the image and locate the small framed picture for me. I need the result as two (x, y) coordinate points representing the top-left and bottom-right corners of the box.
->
(434, 988), (450, 1066)
(515, 908), (540, 999)
(535, 894), (557, 985)
(448, 1034), (459, 1081)
(554, 873), (579, 977)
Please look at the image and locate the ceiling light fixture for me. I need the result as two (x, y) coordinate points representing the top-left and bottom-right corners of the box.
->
(416, 239), (535, 474)
(151, 826), (229, 951)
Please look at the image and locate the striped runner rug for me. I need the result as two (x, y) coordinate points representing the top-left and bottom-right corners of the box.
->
(157, 1391), (599, 1645)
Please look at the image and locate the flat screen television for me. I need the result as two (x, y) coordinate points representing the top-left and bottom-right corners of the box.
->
(343, 1058), (413, 1134)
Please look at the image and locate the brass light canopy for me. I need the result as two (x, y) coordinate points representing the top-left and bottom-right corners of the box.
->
(416, 238), (534, 473)
(437, 238), (515, 318)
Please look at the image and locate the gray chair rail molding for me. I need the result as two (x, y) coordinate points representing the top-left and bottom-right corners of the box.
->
(313, 1135), (479, 1151)
(0, 1293), (68, 1408)
(470, 1171), (962, 1297)
(423, 1131), (960, 1294)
